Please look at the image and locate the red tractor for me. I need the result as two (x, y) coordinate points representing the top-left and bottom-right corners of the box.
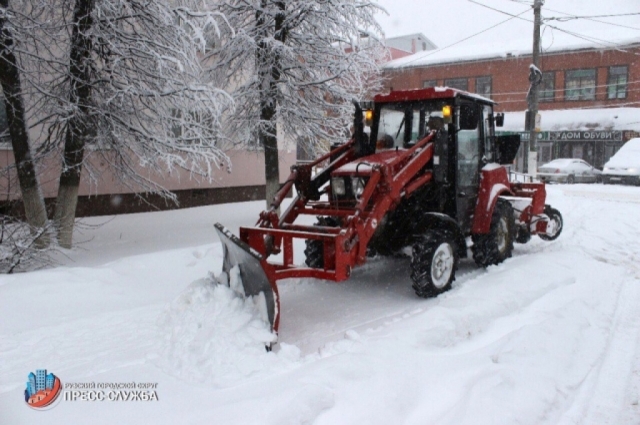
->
(215, 87), (563, 337)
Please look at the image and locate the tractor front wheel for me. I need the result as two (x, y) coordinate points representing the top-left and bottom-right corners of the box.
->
(304, 217), (339, 268)
(472, 199), (515, 267)
(410, 230), (458, 298)
(539, 206), (563, 241)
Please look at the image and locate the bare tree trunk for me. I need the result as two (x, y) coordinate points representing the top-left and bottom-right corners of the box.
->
(257, 1), (287, 208)
(54, 0), (95, 248)
(0, 0), (49, 247)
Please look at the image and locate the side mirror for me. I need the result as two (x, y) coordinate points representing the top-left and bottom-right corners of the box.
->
(459, 104), (479, 130)
(495, 113), (504, 127)
(495, 135), (521, 164)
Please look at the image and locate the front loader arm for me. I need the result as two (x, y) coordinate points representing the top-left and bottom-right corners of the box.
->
(214, 133), (436, 336)
(254, 139), (356, 231)
(348, 133), (436, 262)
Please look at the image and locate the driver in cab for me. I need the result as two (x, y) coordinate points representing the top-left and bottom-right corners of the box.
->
(376, 134), (395, 151)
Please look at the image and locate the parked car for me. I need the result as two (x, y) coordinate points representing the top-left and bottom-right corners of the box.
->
(537, 158), (602, 184)
(602, 138), (640, 186)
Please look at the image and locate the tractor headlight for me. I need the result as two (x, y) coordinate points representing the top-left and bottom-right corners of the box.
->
(331, 177), (346, 196)
(352, 177), (365, 198)
(364, 109), (373, 127)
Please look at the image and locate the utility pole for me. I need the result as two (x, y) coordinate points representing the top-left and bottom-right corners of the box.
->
(525, 0), (543, 175)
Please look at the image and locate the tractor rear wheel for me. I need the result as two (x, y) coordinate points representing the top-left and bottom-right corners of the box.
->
(472, 199), (515, 267)
(304, 217), (339, 268)
(410, 230), (458, 298)
(539, 206), (563, 241)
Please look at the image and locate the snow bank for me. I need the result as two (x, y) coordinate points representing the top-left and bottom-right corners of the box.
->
(156, 269), (301, 387)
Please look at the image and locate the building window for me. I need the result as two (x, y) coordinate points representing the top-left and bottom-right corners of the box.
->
(444, 78), (468, 91)
(607, 66), (627, 99)
(565, 69), (596, 101)
(423, 80), (437, 88)
(540, 71), (555, 102)
(475, 76), (492, 98)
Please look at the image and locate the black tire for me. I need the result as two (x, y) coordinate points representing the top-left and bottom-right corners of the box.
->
(567, 175), (575, 184)
(410, 230), (458, 298)
(515, 227), (531, 244)
(304, 217), (339, 268)
(539, 206), (563, 241)
(472, 199), (515, 267)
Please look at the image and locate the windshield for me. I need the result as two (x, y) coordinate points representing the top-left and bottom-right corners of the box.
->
(374, 101), (450, 150)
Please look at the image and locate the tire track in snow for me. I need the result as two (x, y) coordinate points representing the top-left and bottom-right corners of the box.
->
(558, 279), (640, 425)
(549, 186), (640, 423)
(278, 259), (491, 355)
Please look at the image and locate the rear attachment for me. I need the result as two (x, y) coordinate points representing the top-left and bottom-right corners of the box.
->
(214, 223), (280, 333)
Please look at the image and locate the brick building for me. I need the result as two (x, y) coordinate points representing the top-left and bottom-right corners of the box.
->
(382, 37), (640, 169)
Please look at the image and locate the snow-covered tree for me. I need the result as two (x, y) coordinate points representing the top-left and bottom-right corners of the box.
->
(1, 0), (233, 248)
(0, 0), (49, 248)
(53, 0), (234, 247)
(207, 0), (386, 207)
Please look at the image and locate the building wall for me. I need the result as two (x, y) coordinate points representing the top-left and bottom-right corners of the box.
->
(383, 44), (640, 113)
(0, 13), (307, 218)
(0, 147), (296, 217)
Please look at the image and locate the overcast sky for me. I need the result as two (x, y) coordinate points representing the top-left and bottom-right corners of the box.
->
(373, 0), (640, 52)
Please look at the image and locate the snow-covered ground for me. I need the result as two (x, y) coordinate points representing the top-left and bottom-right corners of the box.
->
(2, 184), (640, 424)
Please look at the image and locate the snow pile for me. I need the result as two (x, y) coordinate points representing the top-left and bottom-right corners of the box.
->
(157, 268), (301, 387)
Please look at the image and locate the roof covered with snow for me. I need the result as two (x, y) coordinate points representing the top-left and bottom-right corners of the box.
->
(384, 35), (640, 70)
(502, 108), (640, 132)
(374, 0), (640, 70)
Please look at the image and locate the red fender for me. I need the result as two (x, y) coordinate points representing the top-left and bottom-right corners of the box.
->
(472, 165), (514, 234)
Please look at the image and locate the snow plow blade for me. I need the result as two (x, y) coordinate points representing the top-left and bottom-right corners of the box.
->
(214, 223), (279, 333)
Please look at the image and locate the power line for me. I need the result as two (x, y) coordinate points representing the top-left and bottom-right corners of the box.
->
(496, 98), (640, 106)
(491, 79), (640, 98)
(390, 7), (530, 68)
(495, 87), (640, 105)
(574, 100), (640, 110)
(472, 0), (635, 52)
(543, 9), (640, 31)
(544, 25), (631, 52)
(546, 12), (640, 20)
(469, 0), (533, 24)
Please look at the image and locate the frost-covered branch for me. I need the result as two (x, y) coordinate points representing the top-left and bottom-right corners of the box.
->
(208, 0), (386, 157)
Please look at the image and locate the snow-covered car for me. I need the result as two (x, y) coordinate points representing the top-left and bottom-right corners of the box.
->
(602, 138), (640, 186)
(537, 158), (602, 184)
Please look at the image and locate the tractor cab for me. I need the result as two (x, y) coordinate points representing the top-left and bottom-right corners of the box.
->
(350, 87), (518, 233)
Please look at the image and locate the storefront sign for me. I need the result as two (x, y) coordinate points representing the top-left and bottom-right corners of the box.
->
(549, 131), (622, 141)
